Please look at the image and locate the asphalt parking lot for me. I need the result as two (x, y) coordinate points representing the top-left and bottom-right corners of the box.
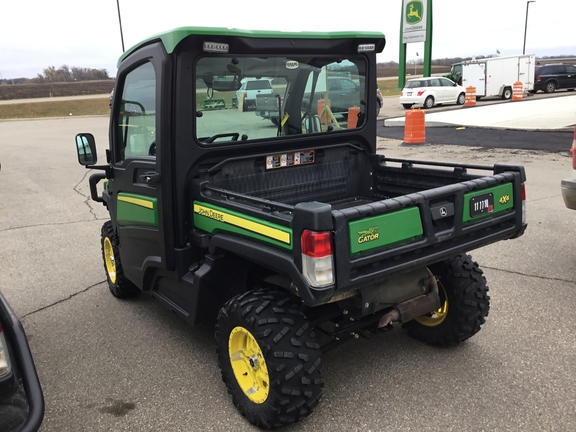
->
(378, 92), (575, 152)
(1, 112), (575, 431)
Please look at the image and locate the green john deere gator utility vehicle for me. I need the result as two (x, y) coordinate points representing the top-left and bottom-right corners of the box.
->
(75, 27), (527, 429)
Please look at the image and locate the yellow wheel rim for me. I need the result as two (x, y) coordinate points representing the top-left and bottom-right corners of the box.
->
(229, 326), (269, 404)
(103, 237), (117, 284)
(415, 281), (448, 327)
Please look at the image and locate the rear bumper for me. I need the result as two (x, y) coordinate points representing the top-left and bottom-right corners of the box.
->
(561, 178), (576, 210)
(399, 96), (424, 105)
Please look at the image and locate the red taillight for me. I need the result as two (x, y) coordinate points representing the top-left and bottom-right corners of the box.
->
(521, 183), (526, 201)
(521, 183), (527, 225)
(417, 90), (425, 96)
(301, 230), (334, 287)
(301, 230), (332, 258)
(0, 322), (12, 378)
(536, 75), (541, 82)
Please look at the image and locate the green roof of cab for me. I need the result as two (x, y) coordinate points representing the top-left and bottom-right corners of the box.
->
(118, 26), (386, 66)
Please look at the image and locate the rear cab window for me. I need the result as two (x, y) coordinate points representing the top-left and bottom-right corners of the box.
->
(194, 55), (367, 144)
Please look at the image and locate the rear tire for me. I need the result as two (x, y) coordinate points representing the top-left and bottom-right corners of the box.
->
(101, 221), (140, 298)
(216, 288), (323, 429)
(544, 81), (557, 93)
(423, 96), (434, 109)
(501, 87), (512, 100)
(456, 92), (466, 105)
(0, 383), (28, 432)
(403, 254), (489, 346)
(402, 104), (413, 109)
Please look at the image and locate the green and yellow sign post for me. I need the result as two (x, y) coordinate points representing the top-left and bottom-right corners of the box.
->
(398, 0), (433, 90)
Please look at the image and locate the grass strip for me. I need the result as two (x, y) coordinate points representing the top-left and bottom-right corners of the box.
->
(0, 98), (109, 119)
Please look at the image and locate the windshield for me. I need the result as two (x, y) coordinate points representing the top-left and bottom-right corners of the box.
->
(195, 55), (367, 144)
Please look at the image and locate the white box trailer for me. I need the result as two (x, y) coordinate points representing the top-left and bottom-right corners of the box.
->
(461, 54), (535, 100)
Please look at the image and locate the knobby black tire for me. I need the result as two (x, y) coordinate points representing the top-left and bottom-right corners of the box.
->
(0, 382), (28, 432)
(215, 288), (323, 429)
(101, 221), (140, 299)
(403, 254), (490, 347)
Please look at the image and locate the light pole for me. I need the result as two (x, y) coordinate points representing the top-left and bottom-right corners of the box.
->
(415, 52), (419, 76)
(523, 1), (535, 55)
(116, 0), (125, 52)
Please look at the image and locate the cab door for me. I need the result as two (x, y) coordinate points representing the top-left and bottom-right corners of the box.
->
(107, 42), (171, 288)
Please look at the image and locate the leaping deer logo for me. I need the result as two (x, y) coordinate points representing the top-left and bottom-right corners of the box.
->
(408, 4), (421, 19)
(357, 227), (379, 236)
(406, 1), (423, 24)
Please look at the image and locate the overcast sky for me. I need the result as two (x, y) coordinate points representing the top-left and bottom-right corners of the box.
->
(1, 0), (574, 79)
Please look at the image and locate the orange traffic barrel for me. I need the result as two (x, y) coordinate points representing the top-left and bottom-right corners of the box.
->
(464, 86), (476, 107)
(402, 109), (426, 145)
(347, 106), (360, 128)
(512, 81), (523, 101)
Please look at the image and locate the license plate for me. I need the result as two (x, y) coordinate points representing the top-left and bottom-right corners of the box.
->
(470, 193), (494, 217)
(407, 92), (412, 96)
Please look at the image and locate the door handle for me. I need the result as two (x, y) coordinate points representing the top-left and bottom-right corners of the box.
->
(139, 171), (160, 184)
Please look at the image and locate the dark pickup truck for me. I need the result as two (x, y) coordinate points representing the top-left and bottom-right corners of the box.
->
(256, 76), (383, 125)
(75, 27), (527, 429)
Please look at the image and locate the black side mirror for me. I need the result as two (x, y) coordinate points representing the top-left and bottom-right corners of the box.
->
(75, 133), (97, 166)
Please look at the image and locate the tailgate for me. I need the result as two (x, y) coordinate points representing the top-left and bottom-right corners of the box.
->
(331, 165), (526, 292)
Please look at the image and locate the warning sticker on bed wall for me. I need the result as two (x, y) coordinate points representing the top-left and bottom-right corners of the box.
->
(265, 150), (315, 170)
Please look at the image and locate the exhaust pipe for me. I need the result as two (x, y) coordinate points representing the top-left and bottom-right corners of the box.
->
(378, 269), (440, 328)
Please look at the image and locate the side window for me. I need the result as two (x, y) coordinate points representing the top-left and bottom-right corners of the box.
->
(116, 62), (156, 161)
(328, 79), (341, 91)
(340, 79), (358, 91)
(567, 65), (576, 74)
(550, 66), (563, 74)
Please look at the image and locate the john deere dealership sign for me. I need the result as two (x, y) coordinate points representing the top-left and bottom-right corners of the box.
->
(402, 0), (427, 43)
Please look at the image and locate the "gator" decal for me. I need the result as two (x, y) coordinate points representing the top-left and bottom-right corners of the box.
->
(357, 227), (380, 244)
(348, 207), (423, 255)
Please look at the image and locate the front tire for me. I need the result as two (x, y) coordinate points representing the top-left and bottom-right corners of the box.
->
(403, 254), (489, 346)
(101, 221), (140, 298)
(216, 288), (323, 429)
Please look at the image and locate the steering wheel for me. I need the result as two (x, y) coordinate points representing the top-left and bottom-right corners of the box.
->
(202, 133), (240, 143)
